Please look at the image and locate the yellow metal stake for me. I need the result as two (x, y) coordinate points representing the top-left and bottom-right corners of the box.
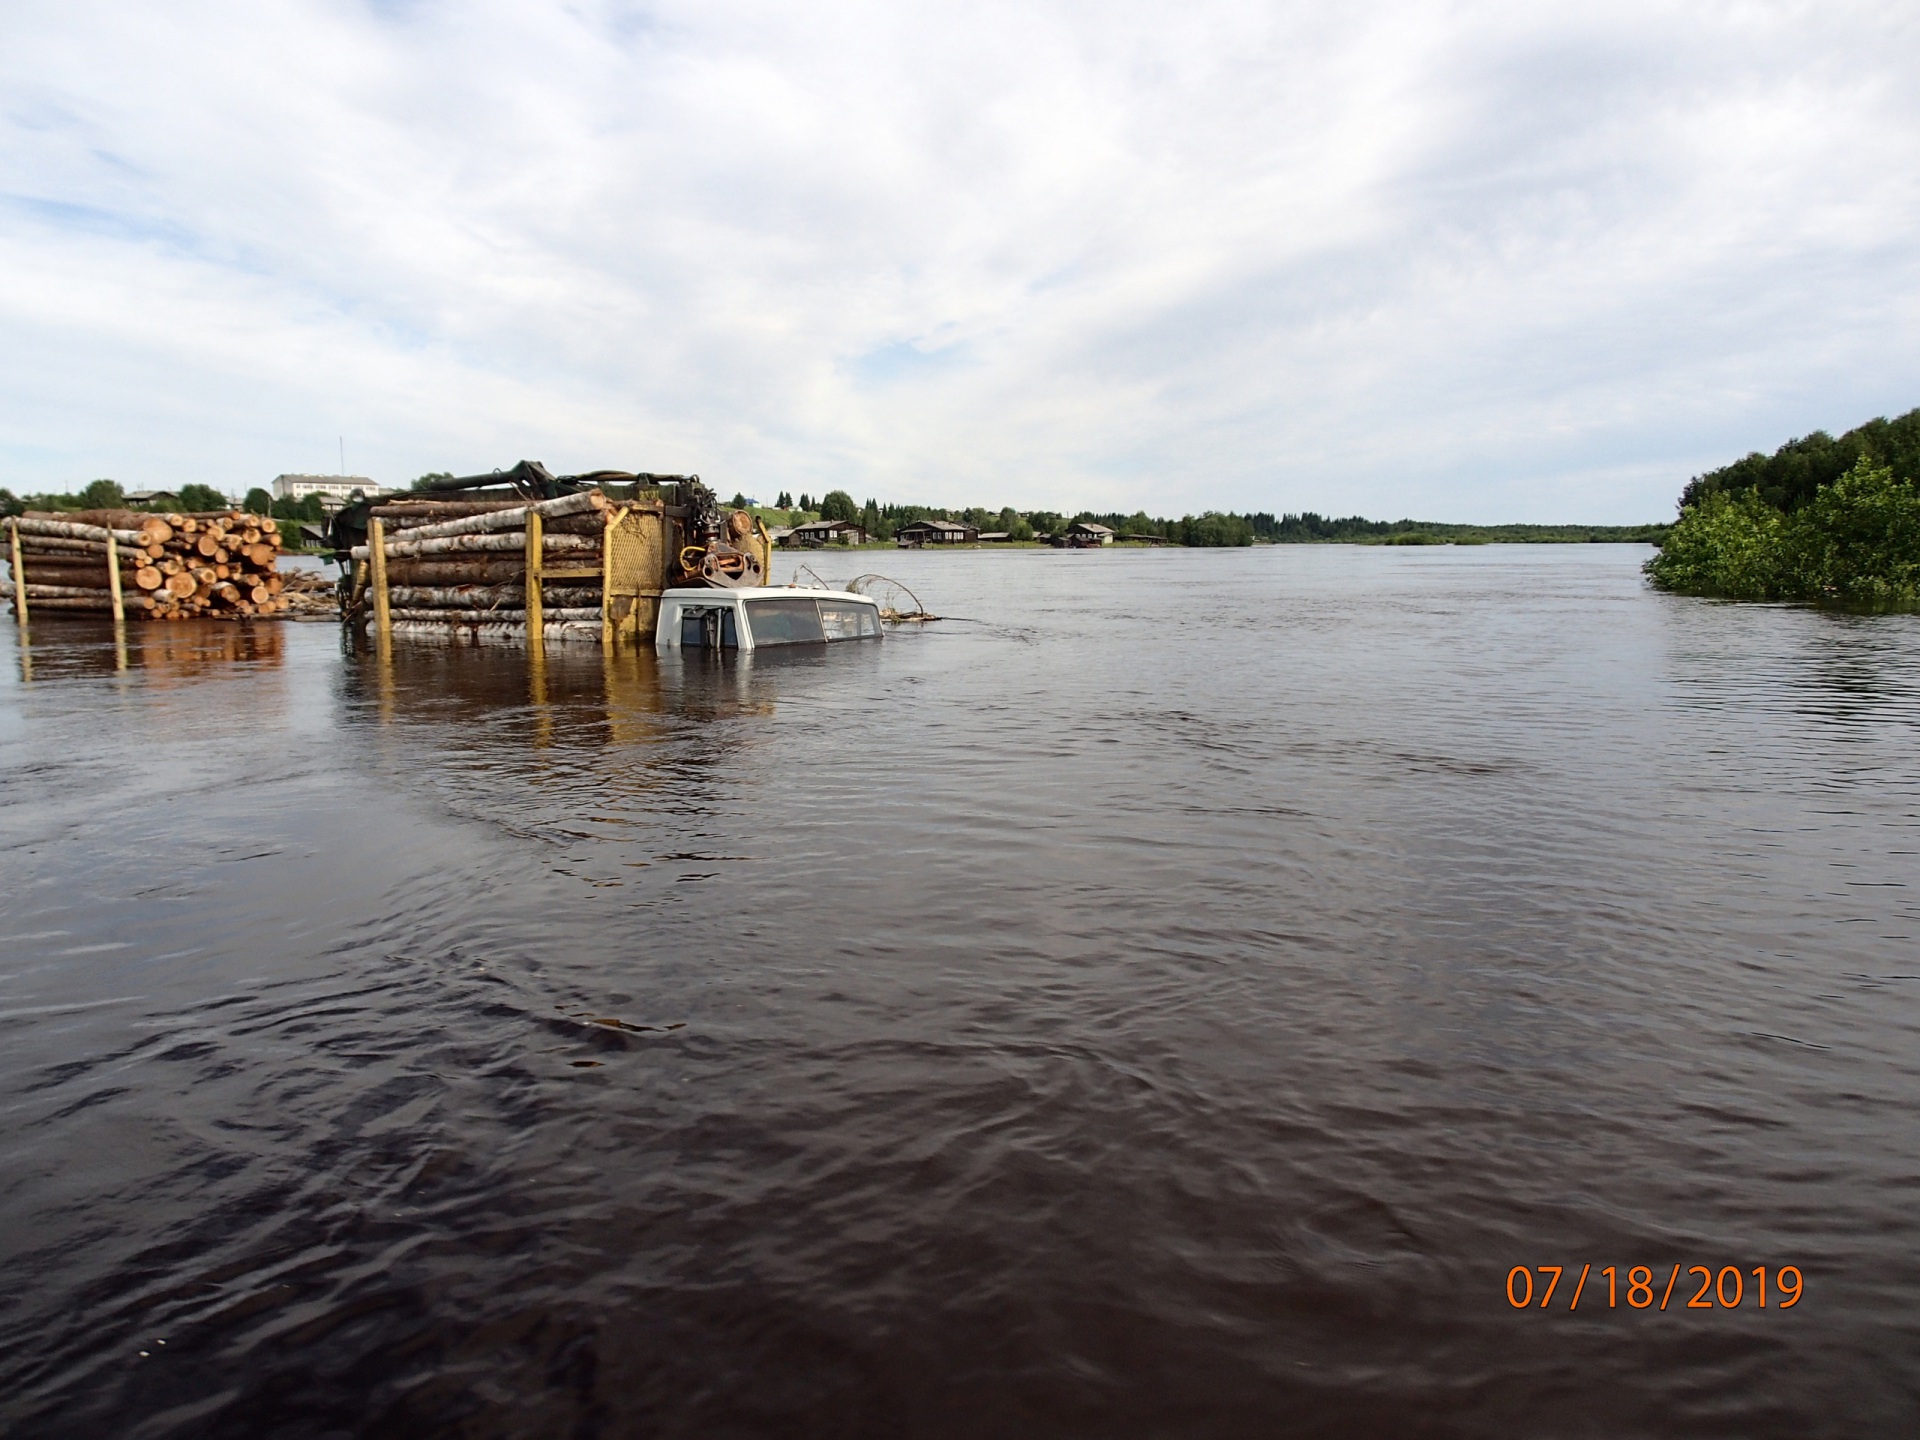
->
(525, 509), (545, 660)
(369, 516), (392, 662)
(8, 519), (27, 630)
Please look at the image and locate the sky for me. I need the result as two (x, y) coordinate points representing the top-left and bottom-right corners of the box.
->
(2, 1), (1917, 523)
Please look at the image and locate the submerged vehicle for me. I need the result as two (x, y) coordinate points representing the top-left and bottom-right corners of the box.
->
(656, 587), (883, 652)
(335, 460), (929, 654)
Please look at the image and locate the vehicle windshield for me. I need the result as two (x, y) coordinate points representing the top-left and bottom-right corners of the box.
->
(744, 597), (826, 646)
(743, 596), (880, 645)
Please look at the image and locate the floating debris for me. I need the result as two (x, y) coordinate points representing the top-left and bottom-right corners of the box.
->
(845, 574), (940, 623)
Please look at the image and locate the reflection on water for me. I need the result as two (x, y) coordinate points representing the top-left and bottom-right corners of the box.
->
(9, 615), (287, 683)
(3, 548), (1919, 1438)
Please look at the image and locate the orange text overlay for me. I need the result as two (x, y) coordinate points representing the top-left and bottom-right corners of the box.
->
(1506, 1265), (1802, 1311)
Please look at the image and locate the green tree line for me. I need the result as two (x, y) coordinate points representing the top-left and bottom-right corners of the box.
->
(0, 478), (328, 525)
(1679, 407), (1920, 512)
(4, 476), (1666, 552)
(753, 490), (1662, 548)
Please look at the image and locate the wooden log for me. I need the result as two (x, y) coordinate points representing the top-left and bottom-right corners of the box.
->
(12, 596), (158, 613)
(387, 607), (602, 624)
(387, 619), (604, 644)
(55, 511), (177, 550)
(12, 517), (145, 545)
(8, 557), (141, 583)
(485, 511), (603, 536)
(368, 489), (606, 544)
(0, 582), (154, 607)
(386, 585), (600, 609)
(372, 498), (532, 523)
(16, 535), (118, 556)
(386, 556), (541, 587)
(352, 531), (599, 560)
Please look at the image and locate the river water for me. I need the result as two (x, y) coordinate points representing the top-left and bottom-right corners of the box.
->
(2, 544), (1916, 1437)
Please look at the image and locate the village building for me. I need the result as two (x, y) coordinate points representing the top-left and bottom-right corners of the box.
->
(1066, 521), (1116, 545)
(894, 518), (980, 547)
(786, 518), (868, 547)
(272, 474), (396, 512)
(977, 531), (1011, 542)
(124, 489), (181, 507)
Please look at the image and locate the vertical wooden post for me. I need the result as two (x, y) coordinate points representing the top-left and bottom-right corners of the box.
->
(602, 505), (618, 653)
(524, 509), (545, 658)
(7, 519), (27, 629)
(368, 517), (392, 659)
(104, 529), (126, 624)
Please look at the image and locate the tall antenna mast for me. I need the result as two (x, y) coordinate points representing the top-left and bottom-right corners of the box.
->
(339, 436), (345, 476)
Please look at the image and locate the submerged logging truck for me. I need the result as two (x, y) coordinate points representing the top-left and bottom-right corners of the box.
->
(332, 462), (776, 648)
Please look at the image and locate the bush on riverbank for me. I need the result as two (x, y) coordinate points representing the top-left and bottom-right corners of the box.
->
(1646, 457), (1920, 607)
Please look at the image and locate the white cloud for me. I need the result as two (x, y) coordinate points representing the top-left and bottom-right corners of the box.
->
(2, 0), (1917, 520)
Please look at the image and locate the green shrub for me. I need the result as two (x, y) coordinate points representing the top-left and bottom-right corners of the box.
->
(1645, 489), (1785, 599)
(1778, 458), (1920, 606)
(1647, 458), (1920, 607)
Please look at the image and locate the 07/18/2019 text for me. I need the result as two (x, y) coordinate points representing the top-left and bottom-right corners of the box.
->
(1506, 1265), (1803, 1312)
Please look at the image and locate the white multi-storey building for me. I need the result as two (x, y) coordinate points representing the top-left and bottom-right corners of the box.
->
(271, 475), (394, 510)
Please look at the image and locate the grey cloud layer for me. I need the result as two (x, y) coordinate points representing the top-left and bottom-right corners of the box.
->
(3, 0), (1916, 520)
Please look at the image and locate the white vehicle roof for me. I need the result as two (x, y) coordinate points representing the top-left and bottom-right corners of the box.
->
(660, 586), (876, 604)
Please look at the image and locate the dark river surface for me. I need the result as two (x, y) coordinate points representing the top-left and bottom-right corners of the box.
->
(2, 544), (1917, 1438)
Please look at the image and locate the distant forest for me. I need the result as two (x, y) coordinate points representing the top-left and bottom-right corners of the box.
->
(1, 479), (1665, 550)
(764, 490), (1665, 547)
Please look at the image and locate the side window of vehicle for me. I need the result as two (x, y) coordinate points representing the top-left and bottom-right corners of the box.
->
(678, 607), (739, 648)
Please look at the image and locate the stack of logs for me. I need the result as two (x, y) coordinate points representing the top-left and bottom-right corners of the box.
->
(4, 509), (290, 620)
(354, 490), (610, 643)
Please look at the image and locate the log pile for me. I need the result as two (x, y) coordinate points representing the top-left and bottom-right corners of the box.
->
(355, 491), (612, 643)
(4, 509), (291, 620)
(278, 568), (341, 617)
